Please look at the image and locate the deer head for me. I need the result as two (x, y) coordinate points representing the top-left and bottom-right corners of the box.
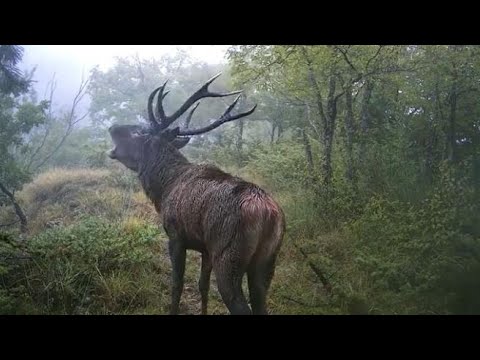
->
(108, 73), (256, 172)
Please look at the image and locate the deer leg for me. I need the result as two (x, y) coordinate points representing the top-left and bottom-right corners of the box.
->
(199, 252), (212, 315)
(168, 240), (186, 315)
(214, 252), (251, 315)
(247, 254), (278, 315)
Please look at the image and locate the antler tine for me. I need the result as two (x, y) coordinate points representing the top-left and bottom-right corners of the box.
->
(204, 72), (223, 87)
(223, 93), (242, 115)
(155, 80), (169, 125)
(201, 72), (244, 99)
(178, 94), (257, 136)
(147, 87), (162, 128)
(184, 102), (200, 129)
(159, 72), (243, 130)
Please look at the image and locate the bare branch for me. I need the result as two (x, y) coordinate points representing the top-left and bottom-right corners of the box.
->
(335, 46), (358, 74)
(0, 220), (20, 227)
(26, 73), (57, 170)
(280, 295), (323, 308)
(34, 75), (90, 170)
(365, 45), (384, 71)
(134, 53), (146, 89)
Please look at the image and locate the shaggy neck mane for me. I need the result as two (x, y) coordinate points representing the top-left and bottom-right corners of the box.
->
(138, 138), (190, 211)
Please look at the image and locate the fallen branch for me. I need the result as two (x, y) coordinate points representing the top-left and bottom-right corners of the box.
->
(280, 295), (323, 308)
(0, 254), (32, 261)
(294, 243), (333, 294)
(0, 181), (27, 233)
(0, 220), (20, 227)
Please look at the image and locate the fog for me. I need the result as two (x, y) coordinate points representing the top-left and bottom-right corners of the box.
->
(20, 45), (230, 116)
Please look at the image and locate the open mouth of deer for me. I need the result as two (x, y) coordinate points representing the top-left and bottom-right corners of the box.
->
(107, 126), (119, 159)
(108, 148), (116, 159)
(108, 141), (117, 159)
(107, 124), (142, 160)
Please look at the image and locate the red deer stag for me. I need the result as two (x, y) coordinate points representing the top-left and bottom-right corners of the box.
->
(107, 73), (285, 315)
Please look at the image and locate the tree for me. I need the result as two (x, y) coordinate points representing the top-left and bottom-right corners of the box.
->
(0, 45), (48, 232)
(24, 73), (90, 172)
(0, 46), (90, 233)
(0, 45), (29, 95)
(228, 45), (409, 189)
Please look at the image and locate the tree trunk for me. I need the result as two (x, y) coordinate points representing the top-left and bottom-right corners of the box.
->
(236, 119), (244, 167)
(344, 84), (355, 182)
(305, 102), (320, 139)
(447, 82), (457, 162)
(277, 123), (283, 142)
(0, 181), (27, 233)
(301, 47), (341, 186)
(301, 128), (315, 186)
(270, 123), (277, 144)
(322, 133), (333, 185)
(359, 80), (374, 162)
(425, 123), (436, 183)
(322, 76), (338, 186)
(427, 83), (444, 183)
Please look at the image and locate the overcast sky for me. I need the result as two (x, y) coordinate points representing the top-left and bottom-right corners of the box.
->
(20, 45), (230, 114)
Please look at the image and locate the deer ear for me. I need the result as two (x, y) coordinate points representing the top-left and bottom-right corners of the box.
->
(171, 137), (191, 149)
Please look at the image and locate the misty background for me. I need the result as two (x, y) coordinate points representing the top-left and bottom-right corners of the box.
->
(20, 45), (230, 121)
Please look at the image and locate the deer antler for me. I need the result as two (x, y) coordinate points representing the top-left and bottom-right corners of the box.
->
(184, 102), (200, 129)
(147, 86), (162, 130)
(177, 94), (257, 136)
(147, 72), (245, 131)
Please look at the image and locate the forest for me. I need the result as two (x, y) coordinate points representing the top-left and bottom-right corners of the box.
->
(1, 45), (479, 315)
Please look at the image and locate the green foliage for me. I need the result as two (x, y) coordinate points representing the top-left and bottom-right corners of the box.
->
(3, 46), (480, 314)
(246, 140), (311, 191)
(223, 45), (480, 314)
(0, 45), (50, 232)
(0, 93), (49, 192)
(0, 217), (165, 314)
(0, 45), (30, 95)
(347, 160), (480, 314)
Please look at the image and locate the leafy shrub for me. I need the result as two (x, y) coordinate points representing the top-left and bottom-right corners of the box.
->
(0, 217), (169, 314)
(246, 140), (311, 192)
(347, 161), (480, 314)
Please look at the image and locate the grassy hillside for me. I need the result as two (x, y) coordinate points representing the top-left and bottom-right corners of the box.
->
(1, 166), (354, 315)
(3, 160), (477, 315)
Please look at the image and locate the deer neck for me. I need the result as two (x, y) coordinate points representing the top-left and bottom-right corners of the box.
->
(138, 144), (190, 212)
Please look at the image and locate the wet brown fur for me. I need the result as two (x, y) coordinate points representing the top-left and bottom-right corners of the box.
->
(109, 123), (285, 315)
